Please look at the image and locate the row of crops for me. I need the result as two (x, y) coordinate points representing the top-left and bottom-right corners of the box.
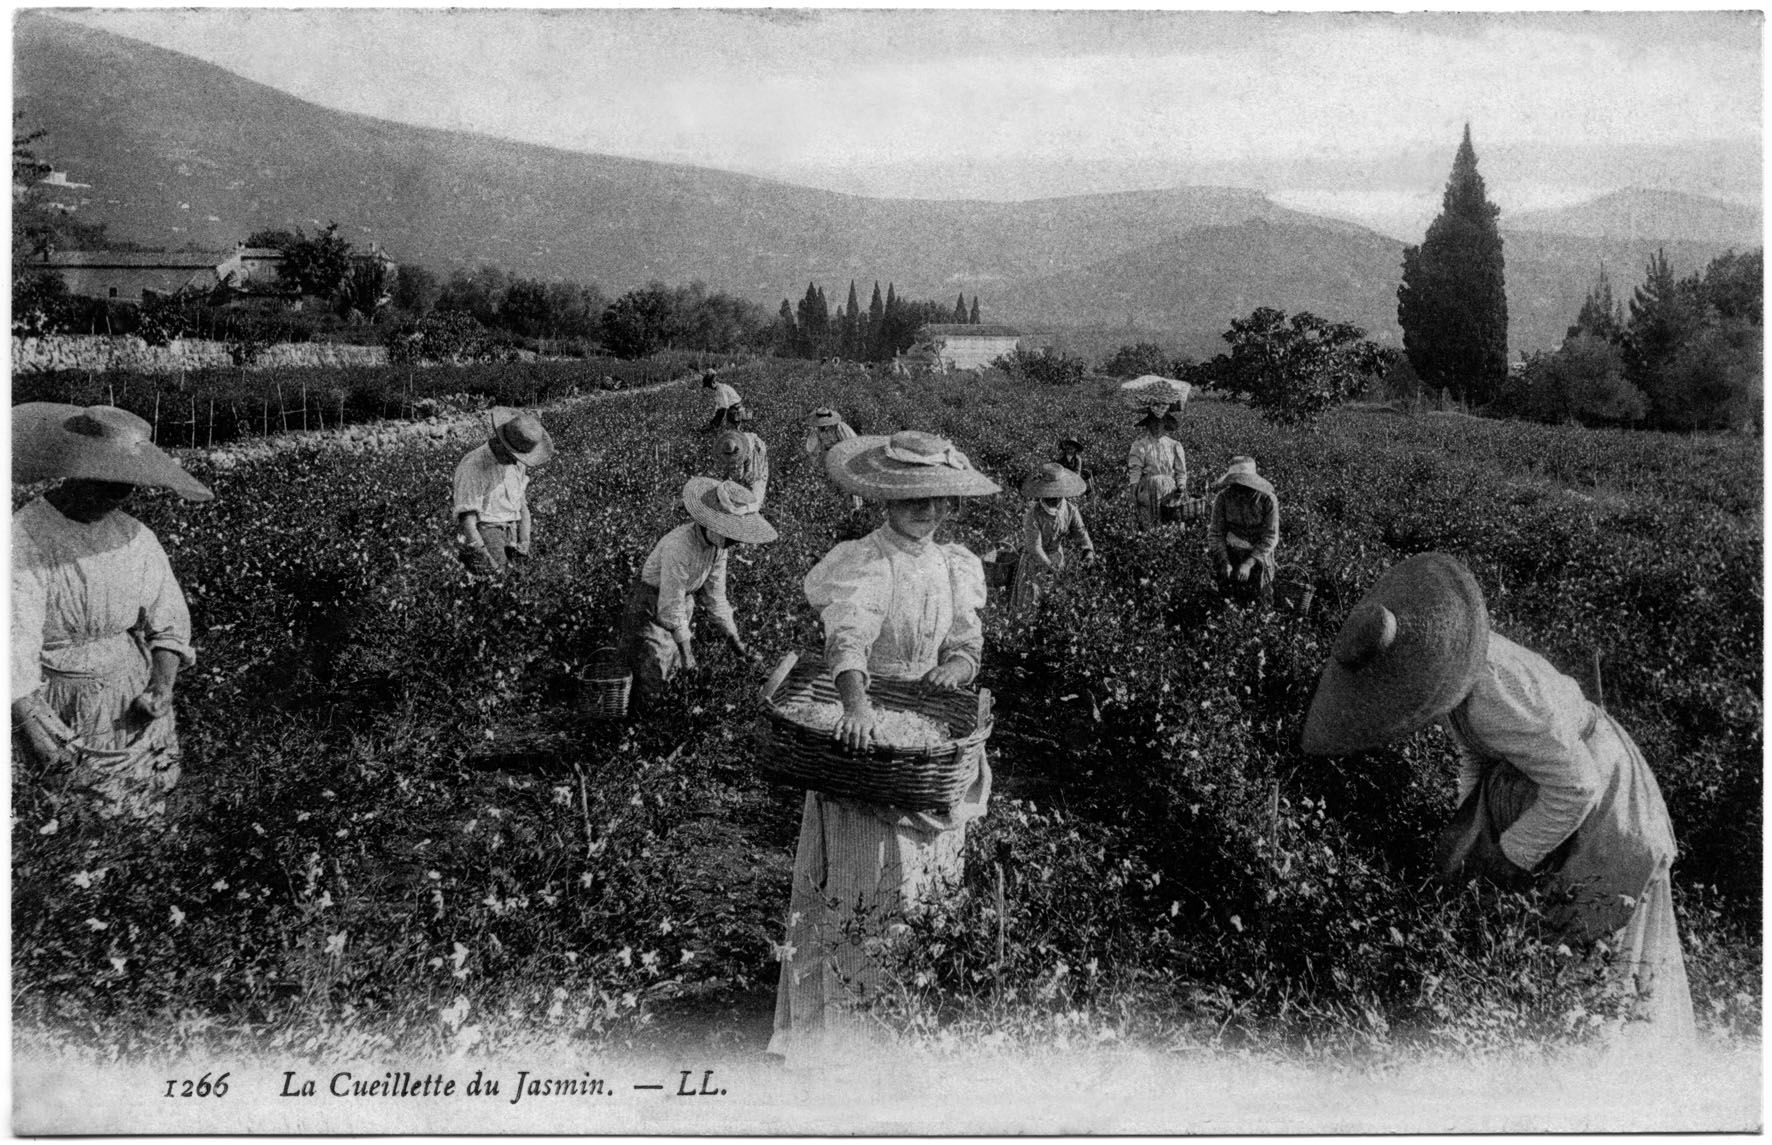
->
(12, 360), (1762, 1061)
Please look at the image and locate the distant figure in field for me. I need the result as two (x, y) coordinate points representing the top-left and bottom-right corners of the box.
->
(453, 407), (554, 577)
(1124, 406), (1186, 532)
(1011, 462), (1096, 613)
(1209, 456), (1280, 606)
(11, 403), (212, 821)
(703, 368), (743, 432)
(617, 478), (776, 711)
(1054, 436), (1095, 495)
(717, 423), (770, 507)
(803, 407), (865, 515)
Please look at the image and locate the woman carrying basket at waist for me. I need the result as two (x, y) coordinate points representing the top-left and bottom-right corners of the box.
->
(1120, 377), (1191, 532)
(768, 430), (1000, 1061)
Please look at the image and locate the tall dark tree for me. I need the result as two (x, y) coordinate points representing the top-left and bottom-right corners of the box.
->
(867, 281), (886, 359)
(775, 298), (797, 356)
(795, 281), (830, 358)
(953, 293), (968, 323)
(840, 280), (861, 359)
(1566, 266), (1622, 344)
(279, 222), (354, 300)
(968, 295), (980, 324)
(1397, 124), (1508, 405)
(1623, 248), (1706, 426)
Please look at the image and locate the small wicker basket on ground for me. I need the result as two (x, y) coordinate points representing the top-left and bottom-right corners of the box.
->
(758, 652), (993, 810)
(581, 645), (632, 720)
(1274, 577), (1316, 614)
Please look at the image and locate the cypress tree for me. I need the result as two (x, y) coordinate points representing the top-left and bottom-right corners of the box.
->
(1566, 267), (1622, 344)
(1397, 124), (1508, 405)
(953, 293), (968, 323)
(968, 295), (980, 324)
(868, 281), (885, 360)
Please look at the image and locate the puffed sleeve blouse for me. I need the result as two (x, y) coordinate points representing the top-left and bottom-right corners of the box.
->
(804, 524), (986, 687)
(1441, 634), (1605, 871)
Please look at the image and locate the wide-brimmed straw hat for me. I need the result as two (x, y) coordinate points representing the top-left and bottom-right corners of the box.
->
(683, 476), (778, 544)
(490, 407), (555, 467)
(1059, 436), (1085, 451)
(1211, 456), (1276, 498)
(13, 403), (212, 501)
(716, 429), (751, 458)
(1021, 461), (1086, 500)
(825, 431), (1002, 501)
(1300, 553), (1491, 756)
(806, 407), (845, 428)
(1117, 374), (1192, 414)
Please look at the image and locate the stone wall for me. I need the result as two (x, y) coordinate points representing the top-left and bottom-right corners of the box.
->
(12, 335), (389, 375)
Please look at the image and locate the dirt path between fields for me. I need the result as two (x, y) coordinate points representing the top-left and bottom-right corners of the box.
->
(194, 372), (694, 470)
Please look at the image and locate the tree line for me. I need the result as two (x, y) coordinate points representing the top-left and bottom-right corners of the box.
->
(777, 282), (983, 362)
(1395, 123), (1760, 433)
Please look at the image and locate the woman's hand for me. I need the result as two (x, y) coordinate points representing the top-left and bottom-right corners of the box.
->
(1235, 558), (1256, 584)
(12, 697), (74, 767)
(921, 658), (971, 691)
(128, 685), (174, 726)
(832, 701), (877, 753)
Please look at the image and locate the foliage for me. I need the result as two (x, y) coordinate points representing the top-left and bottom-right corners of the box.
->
(1621, 247), (1761, 432)
(1203, 307), (1397, 427)
(1514, 335), (1645, 426)
(1099, 342), (1184, 380)
(279, 223), (355, 300)
(1397, 125), (1509, 406)
(992, 346), (1091, 387)
(11, 362), (1760, 1060)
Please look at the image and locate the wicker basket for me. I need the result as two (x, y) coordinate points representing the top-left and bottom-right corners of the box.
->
(581, 645), (632, 720)
(982, 546), (1020, 590)
(1275, 578), (1316, 614)
(1160, 492), (1208, 524)
(758, 652), (993, 810)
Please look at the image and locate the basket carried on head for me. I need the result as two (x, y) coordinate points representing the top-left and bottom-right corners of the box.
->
(758, 652), (993, 810)
(581, 645), (632, 720)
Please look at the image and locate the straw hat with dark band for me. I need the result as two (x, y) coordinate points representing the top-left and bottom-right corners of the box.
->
(490, 407), (555, 467)
(13, 403), (213, 501)
(1211, 456), (1276, 498)
(683, 477), (778, 544)
(1300, 553), (1491, 755)
(1021, 461), (1086, 500)
(825, 431), (1002, 500)
(806, 407), (845, 428)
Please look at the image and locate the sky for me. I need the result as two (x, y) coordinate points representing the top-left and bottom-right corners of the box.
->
(41, 6), (1766, 241)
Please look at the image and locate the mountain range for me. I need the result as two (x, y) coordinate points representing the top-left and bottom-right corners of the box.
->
(15, 13), (1761, 359)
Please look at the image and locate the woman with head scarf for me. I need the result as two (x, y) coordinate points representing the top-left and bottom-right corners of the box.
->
(1011, 462), (1096, 614)
(1054, 436), (1095, 495)
(11, 403), (212, 820)
(1208, 456), (1280, 605)
(769, 430), (1000, 1059)
(617, 478), (777, 711)
(1301, 553), (1694, 1038)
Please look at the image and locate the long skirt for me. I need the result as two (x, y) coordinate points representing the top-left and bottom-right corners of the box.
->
(768, 756), (991, 1060)
(1010, 547), (1065, 612)
(38, 634), (180, 820)
(1465, 709), (1694, 1037)
(614, 581), (682, 708)
(1133, 474), (1176, 531)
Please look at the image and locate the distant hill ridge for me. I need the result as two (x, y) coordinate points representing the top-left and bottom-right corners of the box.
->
(1509, 188), (1761, 246)
(14, 12), (1755, 357)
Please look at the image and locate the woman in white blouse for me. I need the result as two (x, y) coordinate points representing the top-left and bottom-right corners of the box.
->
(1124, 406), (1186, 532)
(1301, 553), (1693, 1037)
(11, 403), (212, 821)
(768, 430), (1000, 1059)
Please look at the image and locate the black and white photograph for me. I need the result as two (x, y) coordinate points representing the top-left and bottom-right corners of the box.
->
(9, 5), (1763, 1134)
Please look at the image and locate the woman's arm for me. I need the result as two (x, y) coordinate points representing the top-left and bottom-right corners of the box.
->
(832, 668), (876, 751)
(1022, 508), (1053, 571)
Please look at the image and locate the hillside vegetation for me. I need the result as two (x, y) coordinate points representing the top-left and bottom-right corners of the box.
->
(12, 362), (1760, 1063)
